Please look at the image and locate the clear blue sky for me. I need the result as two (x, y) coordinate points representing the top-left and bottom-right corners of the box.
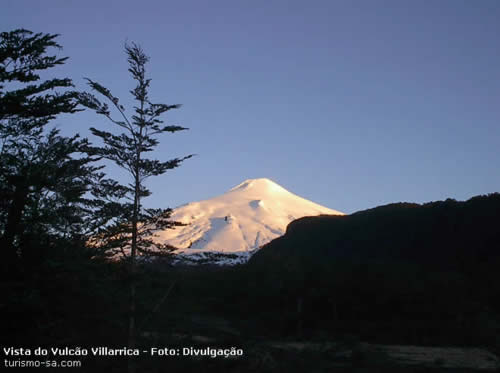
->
(2, 0), (499, 213)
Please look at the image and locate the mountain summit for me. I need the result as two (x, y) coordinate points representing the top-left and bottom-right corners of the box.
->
(155, 178), (343, 256)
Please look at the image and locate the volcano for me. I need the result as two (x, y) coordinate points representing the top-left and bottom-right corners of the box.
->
(155, 178), (343, 259)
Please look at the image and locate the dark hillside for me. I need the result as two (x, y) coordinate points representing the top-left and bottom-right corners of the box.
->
(251, 193), (500, 272)
(246, 193), (500, 347)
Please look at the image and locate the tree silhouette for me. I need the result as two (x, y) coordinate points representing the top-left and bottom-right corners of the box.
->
(77, 43), (192, 373)
(0, 29), (96, 275)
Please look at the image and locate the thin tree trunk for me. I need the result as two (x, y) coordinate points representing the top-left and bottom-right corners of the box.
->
(127, 162), (140, 373)
(128, 80), (145, 373)
(127, 276), (136, 373)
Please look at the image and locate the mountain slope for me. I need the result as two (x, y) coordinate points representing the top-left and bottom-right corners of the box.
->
(155, 178), (343, 255)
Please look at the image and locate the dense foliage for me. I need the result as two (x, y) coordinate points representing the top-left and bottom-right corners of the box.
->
(0, 29), (99, 276)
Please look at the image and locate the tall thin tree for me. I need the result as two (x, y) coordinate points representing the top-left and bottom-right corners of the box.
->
(77, 43), (192, 373)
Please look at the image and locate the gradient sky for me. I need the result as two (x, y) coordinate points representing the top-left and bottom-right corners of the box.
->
(2, 0), (499, 213)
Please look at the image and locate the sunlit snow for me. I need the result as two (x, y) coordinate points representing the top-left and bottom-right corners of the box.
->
(155, 178), (343, 261)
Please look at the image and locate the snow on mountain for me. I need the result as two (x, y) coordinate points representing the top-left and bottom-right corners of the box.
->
(154, 178), (343, 260)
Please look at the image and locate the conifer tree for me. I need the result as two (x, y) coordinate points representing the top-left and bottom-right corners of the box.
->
(0, 29), (97, 273)
(77, 43), (192, 372)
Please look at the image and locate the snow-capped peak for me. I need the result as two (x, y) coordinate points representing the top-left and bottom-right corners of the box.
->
(229, 178), (287, 193)
(154, 178), (343, 256)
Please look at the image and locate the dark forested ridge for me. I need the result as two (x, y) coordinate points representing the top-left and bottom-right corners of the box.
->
(246, 193), (500, 347)
(251, 193), (500, 271)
